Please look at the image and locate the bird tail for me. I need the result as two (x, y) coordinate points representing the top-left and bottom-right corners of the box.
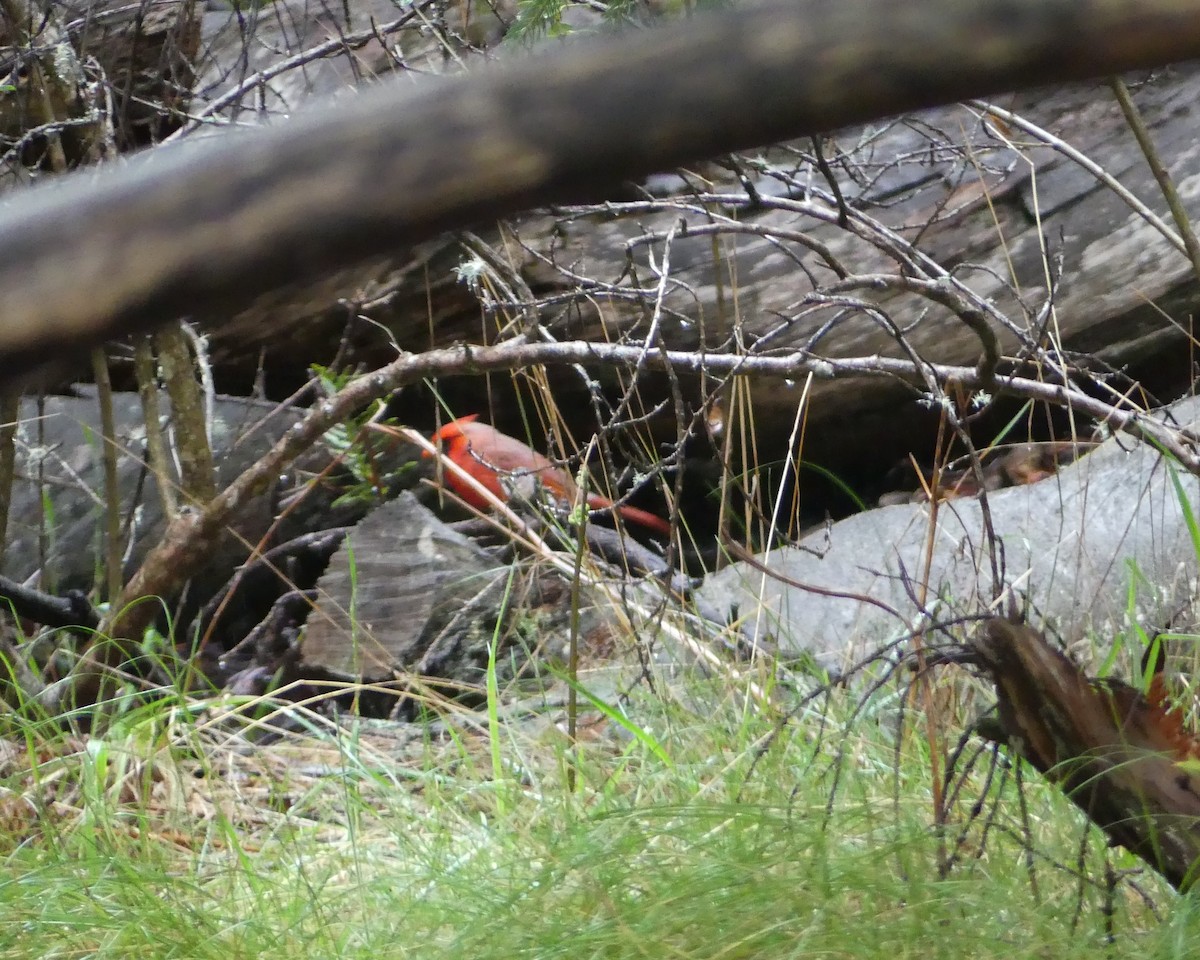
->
(618, 504), (672, 536)
(584, 494), (671, 536)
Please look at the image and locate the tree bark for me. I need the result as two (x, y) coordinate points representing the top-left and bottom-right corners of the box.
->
(4, 0), (1200, 375)
(975, 617), (1200, 892)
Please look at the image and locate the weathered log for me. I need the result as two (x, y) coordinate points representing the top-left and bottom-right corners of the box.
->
(5, 0), (1200, 380)
(192, 0), (513, 128)
(140, 5), (1200, 474)
(974, 617), (1200, 892)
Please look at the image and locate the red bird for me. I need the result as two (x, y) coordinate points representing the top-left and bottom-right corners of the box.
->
(426, 415), (671, 536)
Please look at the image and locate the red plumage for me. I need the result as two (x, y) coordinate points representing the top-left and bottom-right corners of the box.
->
(426, 415), (671, 536)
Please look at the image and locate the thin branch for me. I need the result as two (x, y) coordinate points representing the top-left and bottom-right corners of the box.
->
(966, 98), (1186, 256)
(1107, 75), (1200, 284)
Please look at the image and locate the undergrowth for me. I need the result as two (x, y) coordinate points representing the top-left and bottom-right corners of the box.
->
(0, 669), (1195, 959)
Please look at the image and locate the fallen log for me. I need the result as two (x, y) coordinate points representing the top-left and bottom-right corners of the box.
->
(5, 0), (1200, 377)
(973, 616), (1200, 892)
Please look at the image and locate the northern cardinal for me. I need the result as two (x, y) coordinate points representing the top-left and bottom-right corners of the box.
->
(426, 415), (671, 536)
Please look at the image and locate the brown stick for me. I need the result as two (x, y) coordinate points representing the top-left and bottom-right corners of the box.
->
(974, 618), (1200, 891)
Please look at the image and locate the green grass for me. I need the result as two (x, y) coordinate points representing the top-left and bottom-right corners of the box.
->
(0, 674), (1195, 960)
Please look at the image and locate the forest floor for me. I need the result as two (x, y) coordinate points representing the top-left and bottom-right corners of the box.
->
(0, 655), (1193, 960)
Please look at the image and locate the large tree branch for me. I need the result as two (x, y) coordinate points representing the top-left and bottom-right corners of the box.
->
(3, 0), (1200, 373)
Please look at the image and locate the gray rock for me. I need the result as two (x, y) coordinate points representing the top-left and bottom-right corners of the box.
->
(2, 388), (310, 598)
(697, 396), (1200, 669)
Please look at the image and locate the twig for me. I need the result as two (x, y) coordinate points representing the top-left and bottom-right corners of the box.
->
(1108, 75), (1200, 285)
(89, 348), (123, 605)
(966, 99), (1186, 256)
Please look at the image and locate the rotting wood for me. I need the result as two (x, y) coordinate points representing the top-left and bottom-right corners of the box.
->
(5, 0), (1200, 375)
(973, 617), (1200, 892)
